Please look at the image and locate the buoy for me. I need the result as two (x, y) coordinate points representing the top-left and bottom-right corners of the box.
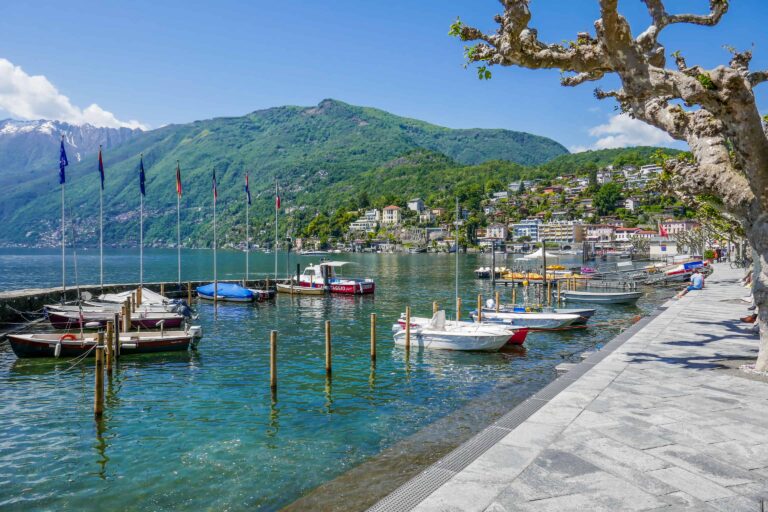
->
(54, 342), (62, 358)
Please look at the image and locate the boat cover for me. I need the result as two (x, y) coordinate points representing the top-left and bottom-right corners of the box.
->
(98, 287), (168, 305)
(196, 283), (254, 299)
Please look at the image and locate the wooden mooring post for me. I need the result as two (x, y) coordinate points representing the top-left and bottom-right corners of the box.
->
(325, 320), (332, 377)
(456, 298), (462, 321)
(370, 313), (377, 362)
(136, 287), (142, 306)
(495, 291), (500, 312)
(160, 283), (165, 297)
(557, 279), (562, 306)
(105, 324), (113, 375)
(477, 294), (482, 323)
(94, 342), (104, 418)
(113, 313), (120, 359)
(512, 286), (516, 305)
(433, 301), (439, 315)
(405, 306), (411, 351)
(270, 330), (277, 391)
(187, 282), (192, 304)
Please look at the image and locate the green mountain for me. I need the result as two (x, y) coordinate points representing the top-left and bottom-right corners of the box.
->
(1, 99), (568, 247)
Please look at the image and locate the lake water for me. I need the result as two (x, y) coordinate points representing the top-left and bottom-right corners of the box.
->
(0, 249), (673, 510)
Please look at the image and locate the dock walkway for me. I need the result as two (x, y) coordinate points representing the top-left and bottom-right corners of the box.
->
(371, 264), (768, 511)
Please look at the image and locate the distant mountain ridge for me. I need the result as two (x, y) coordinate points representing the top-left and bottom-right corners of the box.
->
(0, 99), (569, 246)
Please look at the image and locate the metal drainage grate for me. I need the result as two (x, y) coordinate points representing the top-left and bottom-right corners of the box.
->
(366, 466), (456, 512)
(435, 426), (511, 472)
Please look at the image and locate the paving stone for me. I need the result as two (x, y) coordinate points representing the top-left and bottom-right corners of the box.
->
(647, 467), (735, 501)
(707, 495), (763, 512)
(645, 444), (754, 487)
(600, 423), (674, 450)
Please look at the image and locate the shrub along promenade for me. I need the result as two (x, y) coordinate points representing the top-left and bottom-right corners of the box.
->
(371, 264), (768, 512)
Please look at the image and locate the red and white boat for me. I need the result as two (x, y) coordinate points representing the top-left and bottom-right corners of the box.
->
(298, 262), (375, 295)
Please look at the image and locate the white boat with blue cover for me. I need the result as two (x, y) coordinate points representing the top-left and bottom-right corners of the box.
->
(197, 282), (254, 302)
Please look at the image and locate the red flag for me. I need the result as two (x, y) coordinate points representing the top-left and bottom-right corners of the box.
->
(276, 194), (280, 209)
(176, 162), (182, 197)
(659, 223), (668, 237)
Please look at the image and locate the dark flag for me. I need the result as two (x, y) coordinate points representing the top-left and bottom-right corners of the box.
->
(176, 161), (182, 197)
(98, 146), (105, 190)
(212, 169), (217, 202)
(245, 173), (251, 205)
(139, 155), (146, 196)
(59, 138), (68, 184)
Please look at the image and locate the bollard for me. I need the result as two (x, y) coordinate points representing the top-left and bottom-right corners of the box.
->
(495, 291), (500, 313)
(405, 306), (411, 351)
(104, 327), (112, 375)
(457, 297), (462, 321)
(477, 294), (482, 323)
(270, 331), (277, 391)
(370, 313), (377, 362)
(433, 301), (438, 315)
(325, 320), (332, 377)
(94, 344), (104, 417)
(187, 282), (192, 304)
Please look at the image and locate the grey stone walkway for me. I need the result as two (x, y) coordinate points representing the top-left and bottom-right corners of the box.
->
(373, 264), (768, 511)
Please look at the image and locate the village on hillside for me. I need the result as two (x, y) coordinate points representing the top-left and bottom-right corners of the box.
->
(293, 162), (708, 260)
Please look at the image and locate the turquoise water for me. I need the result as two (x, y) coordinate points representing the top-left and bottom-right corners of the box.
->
(0, 249), (672, 510)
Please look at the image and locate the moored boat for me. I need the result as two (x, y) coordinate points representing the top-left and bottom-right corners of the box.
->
(395, 315), (529, 345)
(45, 309), (184, 329)
(7, 328), (202, 358)
(299, 262), (375, 295)
(472, 310), (580, 330)
(392, 311), (513, 351)
(275, 282), (326, 295)
(562, 290), (642, 304)
(552, 308), (596, 325)
(197, 282), (254, 302)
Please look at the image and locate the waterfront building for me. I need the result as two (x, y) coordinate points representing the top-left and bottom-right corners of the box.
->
(649, 237), (679, 259)
(661, 219), (700, 235)
(586, 224), (616, 242)
(539, 221), (584, 244)
(486, 223), (508, 240)
(614, 227), (642, 242)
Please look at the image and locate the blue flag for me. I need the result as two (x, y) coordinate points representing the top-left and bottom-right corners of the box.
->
(245, 172), (251, 205)
(139, 155), (146, 196)
(98, 147), (105, 190)
(59, 139), (68, 184)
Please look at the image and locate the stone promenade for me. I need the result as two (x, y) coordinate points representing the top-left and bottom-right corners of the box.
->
(371, 264), (768, 511)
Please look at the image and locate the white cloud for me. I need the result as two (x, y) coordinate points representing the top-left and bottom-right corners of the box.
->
(569, 145), (589, 153)
(587, 114), (674, 149)
(0, 58), (146, 130)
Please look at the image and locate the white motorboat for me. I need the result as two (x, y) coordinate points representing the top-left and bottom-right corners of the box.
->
(562, 290), (642, 304)
(394, 314), (529, 345)
(392, 311), (512, 351)
(472, 310), (580, 330)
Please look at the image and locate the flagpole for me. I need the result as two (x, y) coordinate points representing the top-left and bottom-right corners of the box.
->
(61, 182), (66, 297)
(245, 185), (249, 282)
(140, 191), (144, 288)
(274, 179), (278, 281)
(177, 189), (181, 285)
(214, 180), (217, 288)
(99, 156), (104, 289)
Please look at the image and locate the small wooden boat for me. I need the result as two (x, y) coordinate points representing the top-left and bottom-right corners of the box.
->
(197, 283), (254, 302)
(248, 288), (276, 301)
(7, 327), (202, 358)
(473, 310), (580, 330)
(562, 290), (642, 304)
(275, 282), (326, 295)
(392, 311), (513, 351)
(45, 309), (184, 329)
(395, 315), (528, 345)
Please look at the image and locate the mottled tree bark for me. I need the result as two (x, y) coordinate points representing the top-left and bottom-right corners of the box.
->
(456, 0), (768, 369)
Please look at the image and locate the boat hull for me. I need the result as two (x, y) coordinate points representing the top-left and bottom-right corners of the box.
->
(395, 318), (528, 345)
(46, 311), (183, 329)
(473, 311), (579, 330)
(7, 333), (194, 358)
(275, 283), (326, 295)
(393, 330), (509, 351)
(552, 308), (596, 325)
(329, 281), (375, 295)
(562, 291), (642, 304)
(197, 292), (254, 302)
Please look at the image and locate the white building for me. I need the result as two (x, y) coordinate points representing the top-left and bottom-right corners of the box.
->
(511, 218), (541, 242)
(614, 227), (641, 242)
(597, 171), (613, 184)
(419, 210), (436, 224)
(486, 223), (508, 240)
(382, 205), (402, 225)
(407, 198), (425, 213)
(661, 219), (699, 235)
(649, 237), (679, 260)
(539, 221), (585, 244)
(624, 198), (640, 212)
(586, 224), (616, 242)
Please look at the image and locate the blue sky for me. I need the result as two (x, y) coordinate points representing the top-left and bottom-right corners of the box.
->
(0, 0), (766, 151)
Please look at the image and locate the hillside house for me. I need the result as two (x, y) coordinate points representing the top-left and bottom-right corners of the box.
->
(407, 198), (425, 213)
(382, 205), (402, 225)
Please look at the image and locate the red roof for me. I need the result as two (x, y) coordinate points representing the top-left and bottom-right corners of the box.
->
(383, 205), (401, 210)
